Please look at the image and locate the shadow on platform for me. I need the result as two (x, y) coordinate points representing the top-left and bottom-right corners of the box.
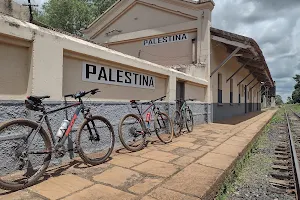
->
(214, 111), (265, 125)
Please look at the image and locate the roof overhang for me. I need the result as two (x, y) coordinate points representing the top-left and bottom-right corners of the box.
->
(211, 27), (274, 87)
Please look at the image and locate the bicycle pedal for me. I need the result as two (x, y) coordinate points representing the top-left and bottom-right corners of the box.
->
(73, 147), (79, 153)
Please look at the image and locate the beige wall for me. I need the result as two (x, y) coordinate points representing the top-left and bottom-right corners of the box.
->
(0, 36), (31, 99)
(0, 14), (208, 102)
(185, 83), (206, 102)
(109, 32), (197, 66)
(0, 0), (29, 21)
(210, 41), (260, 104)
(91, 2), (194, 43)
(63, 56), (166, 100)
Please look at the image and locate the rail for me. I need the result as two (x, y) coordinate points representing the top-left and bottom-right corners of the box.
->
(286, 108), (300, 199)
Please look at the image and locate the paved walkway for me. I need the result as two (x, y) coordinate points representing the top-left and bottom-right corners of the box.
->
(0, 110), (277, 200)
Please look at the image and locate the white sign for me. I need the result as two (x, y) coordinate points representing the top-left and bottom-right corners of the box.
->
(82, 63), (155, 89)
(143, 33), (188, 46)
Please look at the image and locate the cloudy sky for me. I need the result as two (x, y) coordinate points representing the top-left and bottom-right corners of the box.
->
(14, 0), (300, 102)
(212, 0), (300, 102)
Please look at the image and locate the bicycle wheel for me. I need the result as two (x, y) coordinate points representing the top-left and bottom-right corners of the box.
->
(76, 116), (115, 166)
(154, 112), (173, 143)
(172, 111), (182, 137)
(186, 109), (194, 132)
(118, 114), (145, 152)
(0, 119), (51, 191)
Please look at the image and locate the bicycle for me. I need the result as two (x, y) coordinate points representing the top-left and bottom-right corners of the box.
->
(0, 88), (115, 191)
(118, 96), (173, 152)
(173, 99), (195, 136)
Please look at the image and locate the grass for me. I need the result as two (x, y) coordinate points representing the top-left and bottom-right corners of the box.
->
(215, 108), (285, 200)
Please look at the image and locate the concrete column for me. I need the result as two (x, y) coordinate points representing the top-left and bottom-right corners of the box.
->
(30, 35), (64, 100)
(166, 73), (176, 102)
(196, 9), (212, 103)
(271, 97), (275, 108)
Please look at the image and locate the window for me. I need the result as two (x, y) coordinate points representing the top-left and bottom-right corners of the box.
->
(218, 73), (222, 103)
(230, 79), (233, 104)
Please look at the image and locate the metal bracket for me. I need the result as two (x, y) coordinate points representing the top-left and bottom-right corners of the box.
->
(210, 47), (241, 77)
(237, 72), (251, 86)
(226, 60), (250, 82)
(250, 81), (260, 90)
(247, 77), (256, 87)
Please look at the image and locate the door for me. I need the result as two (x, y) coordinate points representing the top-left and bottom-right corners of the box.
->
(176, 81), (185, 110)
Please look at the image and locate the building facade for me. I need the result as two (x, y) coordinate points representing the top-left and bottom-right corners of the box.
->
(0, 0), (274, 129)
(0, 0), (274, 168)
(82, 0), (274, 122)
(0, 0), (29, 21)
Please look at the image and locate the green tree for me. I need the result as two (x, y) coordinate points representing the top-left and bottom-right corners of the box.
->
(292, 75), (300, 103)
(275, 95), (283, 105)
(35, 0), (117, 35)
(287, 96), (293, 104)
(292, 89), (300, 103)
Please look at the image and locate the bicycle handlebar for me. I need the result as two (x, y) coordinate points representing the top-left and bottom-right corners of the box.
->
(130, 96), (166, 105)
(175, 98), (196, 102)
(64, 88), (100, 99)
(151, 95), (166, 103)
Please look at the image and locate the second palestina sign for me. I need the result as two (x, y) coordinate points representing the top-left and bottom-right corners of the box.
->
(143, 33), (188, 46)
(82, 63), (155, 89)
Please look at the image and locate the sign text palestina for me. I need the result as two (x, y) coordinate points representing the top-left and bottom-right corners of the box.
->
(143, 33), (188, 46)
(82, 63), (155, 89)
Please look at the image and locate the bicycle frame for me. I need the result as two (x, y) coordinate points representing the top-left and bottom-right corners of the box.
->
(28, 102), (83, 154)
(133, 101), (167, 135)
(135, 103), (156, 130)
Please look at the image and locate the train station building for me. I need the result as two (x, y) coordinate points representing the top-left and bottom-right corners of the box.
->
(82, 0), (275, 121)
(0, 0), (274, 126)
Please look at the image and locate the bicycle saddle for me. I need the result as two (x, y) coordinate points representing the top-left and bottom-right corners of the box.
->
(27, 95), (50, 103)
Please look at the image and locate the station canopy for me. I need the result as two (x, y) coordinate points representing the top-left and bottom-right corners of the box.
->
(211, 27), (274, 87)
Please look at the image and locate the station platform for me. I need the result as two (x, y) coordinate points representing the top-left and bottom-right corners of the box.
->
(0, 109), (277, 200)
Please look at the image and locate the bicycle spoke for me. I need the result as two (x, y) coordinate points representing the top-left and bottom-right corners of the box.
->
(0, 120), (51, 190)
(119, 114), (145, 152)
(155, 113), (173, 143)
(77, 116), (114, 165)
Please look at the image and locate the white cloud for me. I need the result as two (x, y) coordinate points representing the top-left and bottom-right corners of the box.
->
(212, 0), (300, 102)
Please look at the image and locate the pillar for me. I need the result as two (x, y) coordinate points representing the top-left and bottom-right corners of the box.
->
(166, 73), (177, 116)
(166, 73), (176, 102)
(30, 34), (64, 100)
(196, 9), (212, 103)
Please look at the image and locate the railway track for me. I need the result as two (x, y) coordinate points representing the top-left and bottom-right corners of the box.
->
(269, 108), (300, 199)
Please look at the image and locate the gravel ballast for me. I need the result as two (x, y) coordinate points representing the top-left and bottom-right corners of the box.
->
(221, 109), (294, 200)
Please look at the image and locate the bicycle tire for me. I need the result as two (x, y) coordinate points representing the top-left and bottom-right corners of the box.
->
(186, 109), (194, 132)
(0, 119), (51, 191)
(76, 116), (115, 165)
(172, 111), (182, 137)
(154, 112), (173, 143)
(118, 114), (145, 152)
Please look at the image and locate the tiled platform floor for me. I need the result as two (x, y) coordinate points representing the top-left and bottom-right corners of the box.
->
(0, 109), (277, 200)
